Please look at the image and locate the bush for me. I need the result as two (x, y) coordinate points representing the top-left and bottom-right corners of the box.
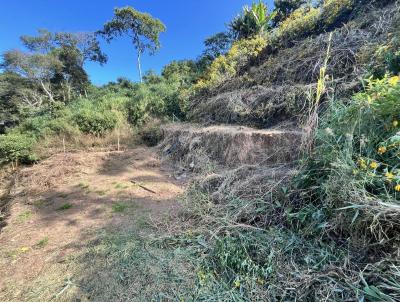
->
(370, 15), (400, 78)
(126, 80), (184, 126)
(296, 75), (400, 241)
(274, 0), (354, 45)
(0, 133), (37, 164)
(73, 109), (119, 135)
(274, 6), (320, 43)
(320, 0), (353, 29)
(194, 37), (267, 91)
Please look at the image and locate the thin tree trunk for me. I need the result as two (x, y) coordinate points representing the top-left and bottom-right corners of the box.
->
(137, 51), (143, 83)
(40, 81), (55, 103)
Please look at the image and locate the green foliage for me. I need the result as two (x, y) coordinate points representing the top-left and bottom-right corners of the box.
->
(275, 6), (320, 43)
(296, 76), (400, 241)
(320, 0), (353, 29)
(272, 0), (306, 27)
(202, 32), (233, 61)
(195, 37), (267, 91)
(111, 202), (128, 213)
(273, 0), (354, 45)
(0, 132), (37, 164)
(229, 1), (275, 39)
(72, 107), (119, 135)
(370, 16), (400, 78)
(35, 237), (49, 248)
(56, 203), (73, 211)
(1, 29), (106, 114)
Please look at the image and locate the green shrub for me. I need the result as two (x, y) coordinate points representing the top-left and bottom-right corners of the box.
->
(194, 37), (267, 91)
(369, 16), (400, 77)
(274, 6), (320, 43)
(126, 81), (183, 126)
(73, 108), (119, 135)
(320, 0), (353, 29)
(273, 0), (354, 45)
(0, 132), (37, 164)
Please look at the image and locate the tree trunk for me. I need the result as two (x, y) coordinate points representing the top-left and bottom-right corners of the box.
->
(137, 51), (143, 83)
(40, 81), (55, 103)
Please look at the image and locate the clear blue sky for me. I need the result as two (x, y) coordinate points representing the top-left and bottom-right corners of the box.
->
(0, 0), (274, 85)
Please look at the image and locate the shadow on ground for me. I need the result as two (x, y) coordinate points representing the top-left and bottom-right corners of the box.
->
(0, 147), (195, 302)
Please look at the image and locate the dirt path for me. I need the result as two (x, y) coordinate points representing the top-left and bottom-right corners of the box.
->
(0, 147), (189, 301)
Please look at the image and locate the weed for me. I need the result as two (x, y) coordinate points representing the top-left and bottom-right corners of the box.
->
(36, 237), (49, 248)
(56, 203), (73, 211)
(15, 210), (32, 224)
(114, 183), (129, 190)
(111, 202), (128, 213)
(32, 199), (51, 207)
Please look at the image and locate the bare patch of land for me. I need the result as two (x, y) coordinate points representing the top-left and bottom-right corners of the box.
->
(0, 147), (191, 301)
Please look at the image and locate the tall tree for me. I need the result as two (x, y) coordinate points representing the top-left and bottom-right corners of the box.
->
(1, 29), (107, 107)
(2, 50), (62, 104)
(99, 6), (166, 82)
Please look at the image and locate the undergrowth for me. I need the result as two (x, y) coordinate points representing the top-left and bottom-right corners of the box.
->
(151, 74), (400, 301)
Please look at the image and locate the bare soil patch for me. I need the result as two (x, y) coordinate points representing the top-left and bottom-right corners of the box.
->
(0, 147), (188, 301)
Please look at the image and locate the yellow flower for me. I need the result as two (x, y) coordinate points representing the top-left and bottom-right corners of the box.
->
(234, 279), (241, 288)
(256, 278), (265, 285)
(385, 172), (394, 181)
(370, 162), (379, 169)
(378, 146), (387, 154)
(20, 247), (30, 253)
(389, 76), (400, 86)
(358, 159), (367, 169)
(393, 120), (399, 128)
(395, 184), (400, 192)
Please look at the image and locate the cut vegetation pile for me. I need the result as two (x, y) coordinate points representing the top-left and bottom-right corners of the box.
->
(161, 123), (302, 167)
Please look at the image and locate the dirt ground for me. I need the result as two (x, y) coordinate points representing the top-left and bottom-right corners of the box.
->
(0, 147), (190, 301)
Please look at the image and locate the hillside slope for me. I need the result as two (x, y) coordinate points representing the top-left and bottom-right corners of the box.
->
(189, 1), (398, 128)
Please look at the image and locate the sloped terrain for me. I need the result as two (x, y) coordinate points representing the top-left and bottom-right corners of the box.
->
(189, 2), (398, 127)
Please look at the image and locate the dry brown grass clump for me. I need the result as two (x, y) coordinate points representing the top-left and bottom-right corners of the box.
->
(160, 123), (303, 168)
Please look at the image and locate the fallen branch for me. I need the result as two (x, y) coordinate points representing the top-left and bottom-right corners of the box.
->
(130, 180), (157, 194)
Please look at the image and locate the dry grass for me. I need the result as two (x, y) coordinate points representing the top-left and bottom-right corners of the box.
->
(11, 154), (94, 196)
(189, 3), (398, 127)
(160, 123), (303, 169)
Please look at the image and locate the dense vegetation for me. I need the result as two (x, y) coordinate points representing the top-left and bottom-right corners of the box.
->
(1, 0), (400, 300)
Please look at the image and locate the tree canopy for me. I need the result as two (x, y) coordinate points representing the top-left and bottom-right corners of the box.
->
(229, 1), (276, 39)
(99, 6), (166, 82)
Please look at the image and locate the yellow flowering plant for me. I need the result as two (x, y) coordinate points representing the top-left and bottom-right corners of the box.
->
(299, 75), (400, 200)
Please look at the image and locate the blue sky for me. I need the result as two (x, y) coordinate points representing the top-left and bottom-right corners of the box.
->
(0, 1), (274, 85)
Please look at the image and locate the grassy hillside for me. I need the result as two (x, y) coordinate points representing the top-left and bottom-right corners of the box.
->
(1, 0), (400, 301)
